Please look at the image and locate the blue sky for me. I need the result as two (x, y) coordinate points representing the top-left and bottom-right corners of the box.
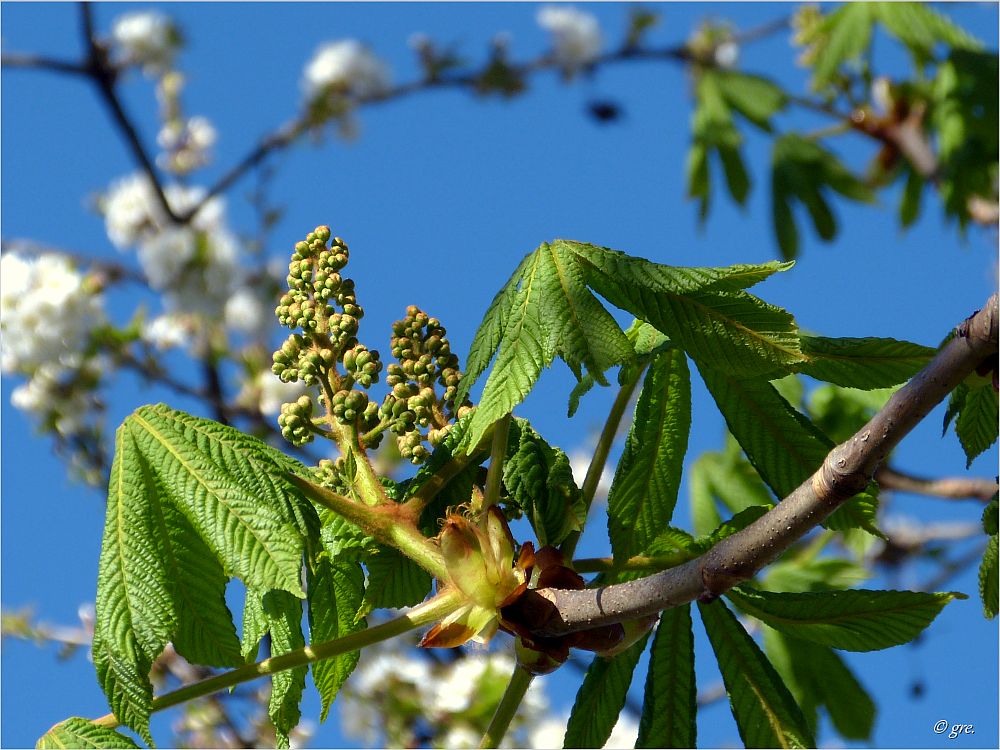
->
(2, 3), (997, 748)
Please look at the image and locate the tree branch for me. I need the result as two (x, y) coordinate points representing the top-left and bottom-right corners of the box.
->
(529, 294), (998, 637)
(876, 465), (997, 502)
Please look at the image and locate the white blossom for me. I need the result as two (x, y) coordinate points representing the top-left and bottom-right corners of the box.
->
(528, 715), (568, 749)
(302, 40), (391, 101)
(1, 252), (105, 373)
(537, 6), (603, 72)
(157, 115), (217, 173)
(440, 725), (481, 749)
(111, 11), (177, 75)
(224, 286), (270, 335)
(255, 372), (308, 417)
(569, 445), (612, 505)
(136, 225), (198, 289)
(102, 173), (225, 250)
(141, 314), (190, 350)
(603, 714), (640, 749)
(10, 361), (101, 437)
(714, 40), (740, 68)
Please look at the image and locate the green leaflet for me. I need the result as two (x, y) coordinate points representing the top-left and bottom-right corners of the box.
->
(687, 439), (776, 538)
(563, 636), (650, 749)
(459, 242), (635, 450)
(770, 134), (874, 260)
(805, 3), (875, 91)
(637, 605), (696, 748)
(94, 405), (312, 739)
(308, 557), (366, 722)
(797, 335), (934, 389)
(876, 2), (981, 64)
(242, 587), (268, 662)
(571, 243), (802, 377)
(360, 546), (432, 615)
(504, 418), (586, 547)
(261, 590), (307, 749)
(698, 599), (815, 749)
(764, 556), (870, 594)
(126, 406), (307, 594)
(725, 586), (965, 652)
(980, 535), (998, 619)
(763, 626), (876, 741)
(36, 717), (142, 749)
(698, 365), (881, 536)
(954, 383), (999, 468)
(319, 509), (379, 563)
(688, 69), (787, 216)
(608, 346), (691, 561)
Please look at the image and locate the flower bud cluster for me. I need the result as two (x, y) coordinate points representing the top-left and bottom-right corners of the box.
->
(378, 305), (470, 463)
(277, 395), (314, 446)
(271, 226), (386, 446)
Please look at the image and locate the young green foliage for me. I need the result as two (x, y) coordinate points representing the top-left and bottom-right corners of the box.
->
(37, 718), (142, 749)
(698, 598), (815, 748)
(607, 345), (691, 562)
(725, 586), (965, 651)
(563, 636), (651, 749)
(637, 605), (697, 749)
(943, 381), (999, 467)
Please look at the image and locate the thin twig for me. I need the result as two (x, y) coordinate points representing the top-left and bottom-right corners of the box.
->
(876, 466), (997, 503)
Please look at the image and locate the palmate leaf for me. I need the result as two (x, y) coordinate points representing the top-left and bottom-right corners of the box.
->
(360, 546), (432, 614)
(697, 365), (881, 535)
(763, 626), (876, 741)
(608, 345), (691, 561)
(725, 586), (965, 651)
(796, 335), (934, 389)
(459, 243), (635, 450)
(308, 556), (366, 722)
(955, 383), (999, 468)
(637, 605), (696, 748)
(37, 718), (141, 749)
(504, 418), (586, 547)
(698, 598), (814, 748)
(563, 636), (650, 749)
(460, 241), (800, 449)
(94, 405), (314, 739)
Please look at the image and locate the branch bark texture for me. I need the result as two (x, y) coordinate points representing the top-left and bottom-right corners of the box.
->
(531, 295), (998, 637)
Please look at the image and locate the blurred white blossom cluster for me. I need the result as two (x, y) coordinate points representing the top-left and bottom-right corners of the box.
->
(1, 251), (107, 441)
(339, 635), (638, 749)
(537, 6), (603, 73)
(301, 40), (391, 139)
(111, 10), (180, 76)
(100, 173), (271, 345)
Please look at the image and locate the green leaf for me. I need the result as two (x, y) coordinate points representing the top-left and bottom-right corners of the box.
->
(571, 243), (803, 377)
(637, 605), (696, 748)
(955, 383), (998, 467)
(563, 636), (650, 749)
(460, 243), (634, 450)
(899, 167), (925, 228)
(984, 496), (999, 536)
(698, 366), (881, 535)
(698, 598), (814, 748)
(808, 4), (875, 90)
(126, 405), (307, 595)
(318, 510), (379, 563)
(764, 556), (870, 594)
(360, 546), (432, 614)
(725, 586), (965, 651)
(93, 405), (314, 739)
(689, 455), (723, 537)
(877, 2), (981, 64)
(261, 590), (307, 749)
(797, 335), (934, 389)
(608, 346), (691, 560)
(241, 587), (268, 662)
(307, 557), (366, 722)
(763, 626), (876, 741)
(980, 535), (998, 619)
(37, 718), (142, 749)
(714, 71), (788, 132)
(504, 418), (586, 547)
(455, 251), (535, 408)
(771, 135), (875, 260)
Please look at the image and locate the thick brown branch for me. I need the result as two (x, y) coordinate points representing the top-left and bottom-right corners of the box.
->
(876, 465), (997, 502)
(531, 294), (999, 637)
